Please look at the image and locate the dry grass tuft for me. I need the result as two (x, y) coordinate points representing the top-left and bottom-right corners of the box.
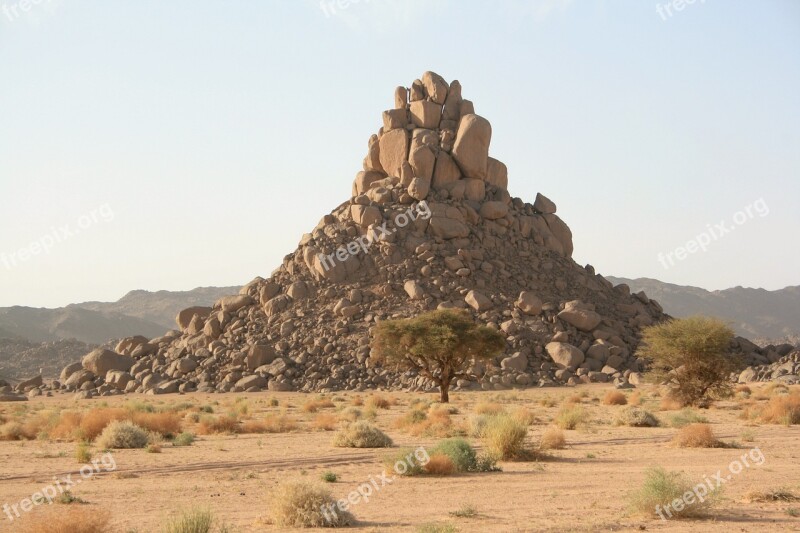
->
(554, 405), (589, 430)
(16, 506), (110, 533)
(424, 454), (457, 476)
(270, 481), (354, 527)
(671, 423), (722, 448)
(240, 414), (297, 434)
(659, 394), (685, 411)
(615, 407), (659, 428)
(538, 427), (566, 450)
(628, 391), (643, 406)
(758, 393), (800, 426)
(474, 402), (505, 415)
(510, 407), (536, 426)
(628, 467), (714, 518)
(366, 395), (391, 410)
(743, 488), (799, 503)
(332, 421), (393, 448)
(602, 391), (628, 406)
(197, 414), (239, 435)
(482, 414), (529, 460)
(302, 397), (336, 413)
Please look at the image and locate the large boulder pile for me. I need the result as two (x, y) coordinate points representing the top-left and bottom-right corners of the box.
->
(51, 71), (765, 398)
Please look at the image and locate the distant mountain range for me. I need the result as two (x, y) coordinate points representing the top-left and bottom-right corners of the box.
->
(606, 277), (800, 343)
(1, 279), (797, 381)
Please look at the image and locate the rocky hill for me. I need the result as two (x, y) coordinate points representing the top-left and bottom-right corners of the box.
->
(606, 277), (800, 342)
(72, 286), (240, 330)
(0, 338), (96, 381)
(17, 71), (780, 399)
(0, 306), (165, 344)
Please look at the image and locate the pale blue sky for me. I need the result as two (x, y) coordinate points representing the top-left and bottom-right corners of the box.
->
(1, 0), (798, 308)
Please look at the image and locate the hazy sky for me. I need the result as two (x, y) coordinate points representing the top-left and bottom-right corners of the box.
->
(1, 0), (798, 308)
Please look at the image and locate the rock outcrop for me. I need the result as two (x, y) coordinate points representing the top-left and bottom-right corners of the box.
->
(47, 71), (709, 398)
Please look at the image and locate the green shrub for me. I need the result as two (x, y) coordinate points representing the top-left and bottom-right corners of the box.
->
(554, 405), (588, 430)
(332, 421), (392, 448)
(173, 432), (196, 447)
(320, 471), (337, 483)
(670, 409), (708, 428)
(96, 421), (150, 449)
(481, 414), (529, 460)
(615, 407), (660, 428)
(628, 467), (714, 518)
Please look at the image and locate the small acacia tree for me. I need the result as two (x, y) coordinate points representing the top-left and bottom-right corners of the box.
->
(371, 309), (506, 403)
(637, 316), (740, 406)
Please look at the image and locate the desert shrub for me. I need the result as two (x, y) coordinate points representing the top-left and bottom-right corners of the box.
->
(615, 407), (660, 427)
(312, 413), (339, 431)
(394, 409), (428, 429)
(350, 395), (364, 406)
(474, 402), (505, 415)
(424, 454), (457, 476)
(320, 471), (338, 483)
(467, 414), (491, 438)
(628, 467), (714, 518)
(638, 316), (739, 406)
(554, 405), (588, 430)
(76, 442), (92, 463)
(333, 421), (392, 448)
(383, 448), (427, 477)
(510, 406), (536, 425)
(270, 481), (354, 527)
(366, 395), (391, 409)
(538, 396), (557, 408)
(396, 407), (462, 438)
(131, 412), (182, 438)
(302, 397), (335, 413)
(669, 409), (709, 428)
(429, 438), (476, 472)
(659, 394), (686, 411)
(538, 427), (566, 450)
(603, 391), (628, 406)
(672, 423), (723, 448)
(758, 393), (800, 426)
(96, 420), (150, 449)
(565, 394), (584, 405)
(146, 443), (163, 453)
(173, 432), (196, 447)
(15, 506), (110, 533)
(0, 421), (25, 441)
(197, 414), (239, 435)
(162, 507), (229, 533)
(79, 408), (130, 441)
(482, 414), (529, 460)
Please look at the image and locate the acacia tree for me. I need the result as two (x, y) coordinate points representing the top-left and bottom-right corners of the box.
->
(371, 309), (506, 403)
(637, 316), (740, 406)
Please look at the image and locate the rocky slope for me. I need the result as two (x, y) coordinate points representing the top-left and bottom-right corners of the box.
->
(12, 71), (782, 400)
(0, 338), (95, 381)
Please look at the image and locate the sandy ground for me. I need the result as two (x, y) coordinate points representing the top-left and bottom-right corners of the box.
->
(0, 384), (798, 532)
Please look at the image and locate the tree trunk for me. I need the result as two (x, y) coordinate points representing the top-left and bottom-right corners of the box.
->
(439, 377), (451, 403)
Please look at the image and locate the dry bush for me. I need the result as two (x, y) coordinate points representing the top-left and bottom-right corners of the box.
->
(510, 406), (536, 426)
(395, 406), (462, 438)
(538, 427), (566, 450)
(538, 396), (557, 408)
(482, 414), (529, 460)
(424, 454), (457, 476)
(474, 402), (505, 415)
(15, 506), (111, 533)
(197, 414), (239, 435)
(130, 412), (182, 437)
(96, 420), (150, 449)
(366, 395), (391, 409)
(603, 391), (628, 406)
(554, 406), (588, 430)
(270, 481), (354, 527)
(350, 395), (364, 406)
(332, 421), (393, 448)
(302, 397), (335, 413)
(736, 384), (752, 394)
(0, 421), (26, 441)
(758, 393), (800, 426)
(628, 467), (714, 518)
(241, 414), (297, 434)
(311, 413), (339, 431)
(659, 394), (685, 411)
(338, 407), (362, 422)
(79, 408), (129, 441)
(162, 507), (216, 533)
(672, 423), (722, 448)
(615, 407), (660, 428)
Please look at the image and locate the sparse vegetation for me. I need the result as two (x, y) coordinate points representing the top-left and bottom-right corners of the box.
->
(671, 423), (724, 448)
(15, 506), (110, 533)
(628, 467), (714, 518)
(332, 421), (393, 448)
(554, 405), (588, 430)
(669, 408), (709, 428)
(602, 391), (627, 406)
(481, 414), (529, 460)
(538, 427), (566, 450)
(96, 421), (150, 449)
(638, 316), (739, 406)
(615, 407), (659, 428)
(320, 471), (338, 483)
(371, 309), (506, 402)
(270, 481), (354, 527)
